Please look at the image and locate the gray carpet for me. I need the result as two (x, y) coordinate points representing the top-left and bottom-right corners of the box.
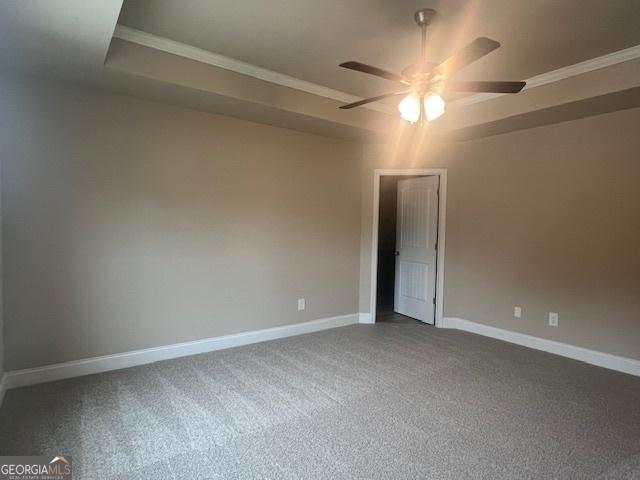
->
(1, 324), (639, 479)
(376, 311), (425, 324)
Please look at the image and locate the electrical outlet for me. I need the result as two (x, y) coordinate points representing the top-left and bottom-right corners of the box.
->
(297, 298), (306, 311)
(514, 306), (522, 319)
(548, 312), (559, 327)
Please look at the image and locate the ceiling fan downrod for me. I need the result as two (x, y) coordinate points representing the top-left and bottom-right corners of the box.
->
(413, 9), (437, 123)
(414, 8), (436, 64)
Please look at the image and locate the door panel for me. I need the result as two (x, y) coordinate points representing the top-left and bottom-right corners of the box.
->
(394, 176), (439, 324)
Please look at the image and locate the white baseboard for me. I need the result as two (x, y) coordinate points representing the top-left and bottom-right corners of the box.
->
(443, 317), (640, 377)
(2, 313), (359, 393)
(4, 313), (635, 407)
(441, 317), (459, 329)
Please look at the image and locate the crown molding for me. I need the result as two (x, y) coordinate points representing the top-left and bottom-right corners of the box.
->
(453, 43), (640, 107)
(112, 25), (393, 114)
(113, 25), (640, 113)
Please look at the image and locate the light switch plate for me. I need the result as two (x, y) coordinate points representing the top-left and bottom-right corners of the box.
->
(514, 306), (522, 318)
(549, 312), (559, 327)
(297, 298), (306, 311)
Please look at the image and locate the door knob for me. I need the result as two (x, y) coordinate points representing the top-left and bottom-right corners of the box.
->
(394, 251), (400, 256)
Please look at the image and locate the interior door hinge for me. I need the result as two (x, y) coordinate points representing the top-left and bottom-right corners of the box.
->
(433, 297), (436, 305)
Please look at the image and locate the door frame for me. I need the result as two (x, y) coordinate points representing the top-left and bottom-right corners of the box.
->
(370, 168), (447, 327)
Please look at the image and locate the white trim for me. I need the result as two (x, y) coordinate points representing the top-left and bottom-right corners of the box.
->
(369, 169), (447, 327)
(454, 43), (640, 107)
(113, 25), (640, 113)
(112, 25), (392, 115)
(3, 314), (358, 391)
(0, 374), (6, 409)
(443, 317), (640, 377)
(359, 312), (374, 324)
(441, 317), (458, 329)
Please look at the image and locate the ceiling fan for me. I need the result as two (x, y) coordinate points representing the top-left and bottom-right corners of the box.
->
(338, 8), (526, 123)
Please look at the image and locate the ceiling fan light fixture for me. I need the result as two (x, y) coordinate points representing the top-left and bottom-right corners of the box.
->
(398, 93), (422, 123)
(398, 92), (445, 124)
(424, 92), (445, 121)
(338, 10), (526, 116)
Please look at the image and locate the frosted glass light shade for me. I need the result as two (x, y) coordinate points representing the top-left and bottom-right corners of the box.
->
(398, 92), (446, 123)
(398, 93), (421, 123)
(424, 92), (445, 121)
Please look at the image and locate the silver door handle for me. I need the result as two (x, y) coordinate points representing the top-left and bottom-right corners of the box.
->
(394, 251), (400, 256)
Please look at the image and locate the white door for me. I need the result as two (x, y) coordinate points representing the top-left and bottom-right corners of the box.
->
(394, 176), (439, 324)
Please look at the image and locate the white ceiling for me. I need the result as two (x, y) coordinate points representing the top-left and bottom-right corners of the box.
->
(0, 0), (122, 77)
(118, 0), (640, 99)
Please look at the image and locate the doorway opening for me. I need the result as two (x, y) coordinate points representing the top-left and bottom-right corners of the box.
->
(370, 169), (447, 326)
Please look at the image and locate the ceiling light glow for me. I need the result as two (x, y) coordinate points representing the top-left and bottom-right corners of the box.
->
(424, 92), (445, 121)
(398, 93), (421, 123)
(398, 92), (446, 124)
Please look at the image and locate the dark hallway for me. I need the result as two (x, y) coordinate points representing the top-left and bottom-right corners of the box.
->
(375, 175), (426, 325)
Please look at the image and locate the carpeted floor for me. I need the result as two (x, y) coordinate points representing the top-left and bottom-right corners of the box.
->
(376, 310), (425, 324)
(1, 323), (639, 479)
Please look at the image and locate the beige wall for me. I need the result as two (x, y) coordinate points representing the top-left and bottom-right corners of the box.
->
(0, 156), (3, 379)
(360, 108), (640, 360)
(2, 76), (638, 372)
(1, 77), (362, 370)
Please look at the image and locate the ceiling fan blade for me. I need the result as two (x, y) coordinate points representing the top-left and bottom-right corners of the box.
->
(434, 37), (501, 77)
(340, 61), (409, 84)
(446, 80), (526, 93)
(339, 91), (410, 109)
